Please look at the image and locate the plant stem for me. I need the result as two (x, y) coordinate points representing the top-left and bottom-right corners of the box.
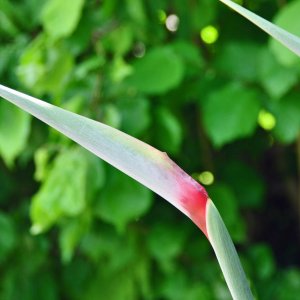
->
(207, 200), (254, 300)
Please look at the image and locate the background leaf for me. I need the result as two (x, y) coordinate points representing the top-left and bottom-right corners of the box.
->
(126, 46), (184, 94)
(258, 47), (298, 99)
(31, 147), (102, 233)
(42, 0), (85, 40)
(0, 213), (16, 263)
(272, 93), (300, 143)
(0, 101), (31, 166)
(154, 107), (183, 154)
(215, 42), (262, 82)
(95, 169), (153, 232)
(202, 83), (261, 147)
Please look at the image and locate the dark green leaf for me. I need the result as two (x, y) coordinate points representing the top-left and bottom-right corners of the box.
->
(147, 222), (187, 263)
(215, 42), (262, 82)
(208, 184), (246, 242)
(248, 244), (275, 280)
(273, 93), (300, 143)
(202, 83), (261, 147)
(221, 161), (265, 208)
(95, 169), (153, 231)
(127, 46), (184, 94)
(0, 213), (16, 262)
(117, 97), (151, 137)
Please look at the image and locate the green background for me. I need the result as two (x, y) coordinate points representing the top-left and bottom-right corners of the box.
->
(0, 0), (300, 299)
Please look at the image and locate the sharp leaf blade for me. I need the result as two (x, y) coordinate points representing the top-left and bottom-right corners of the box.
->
(219, 0), (300, 58)
(0, 84), (208, 235)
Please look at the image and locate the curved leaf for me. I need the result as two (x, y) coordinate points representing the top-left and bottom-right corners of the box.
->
(219, 0), (300, 58)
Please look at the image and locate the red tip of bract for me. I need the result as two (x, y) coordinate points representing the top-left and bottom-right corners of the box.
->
(175, 168), (209, 238)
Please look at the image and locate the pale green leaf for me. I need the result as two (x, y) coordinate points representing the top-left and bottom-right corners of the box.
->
(17, 35), (74, 95)
(0, 100), (31, 167)
(31, 147), (89, 232)
(42, 0), (85, 40)
(0, 84), (204, 223)
(0, 84), (253, 300)
(34, 147), (50, 181)
(206, 200), (253, 300)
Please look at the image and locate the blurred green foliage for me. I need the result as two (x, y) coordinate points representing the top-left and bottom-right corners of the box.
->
(0, 0), (300, 299)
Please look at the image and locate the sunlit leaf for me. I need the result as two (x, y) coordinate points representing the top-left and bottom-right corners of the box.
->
(31, 148), (88, 232)
(42, 0), (85, 40)
(0, 101), (31, 167)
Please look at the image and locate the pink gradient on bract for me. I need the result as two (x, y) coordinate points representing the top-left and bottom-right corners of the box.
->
(172, 164), (209, 237)
(0, 84), (210, 237)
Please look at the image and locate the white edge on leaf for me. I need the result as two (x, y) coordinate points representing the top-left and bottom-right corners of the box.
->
(219, 0), (300, 57)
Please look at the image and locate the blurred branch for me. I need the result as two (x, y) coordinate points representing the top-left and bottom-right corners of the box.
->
(92, 20), (119, 42)
(277, 0), (287, 8)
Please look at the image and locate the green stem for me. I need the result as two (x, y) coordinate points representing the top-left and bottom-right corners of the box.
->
(206, 200), (254, 300)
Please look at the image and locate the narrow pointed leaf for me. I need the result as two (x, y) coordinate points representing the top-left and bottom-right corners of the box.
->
(0, 84), (208, 234)
(0, 84), (254, 300)
(219, 0), (300, 58)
